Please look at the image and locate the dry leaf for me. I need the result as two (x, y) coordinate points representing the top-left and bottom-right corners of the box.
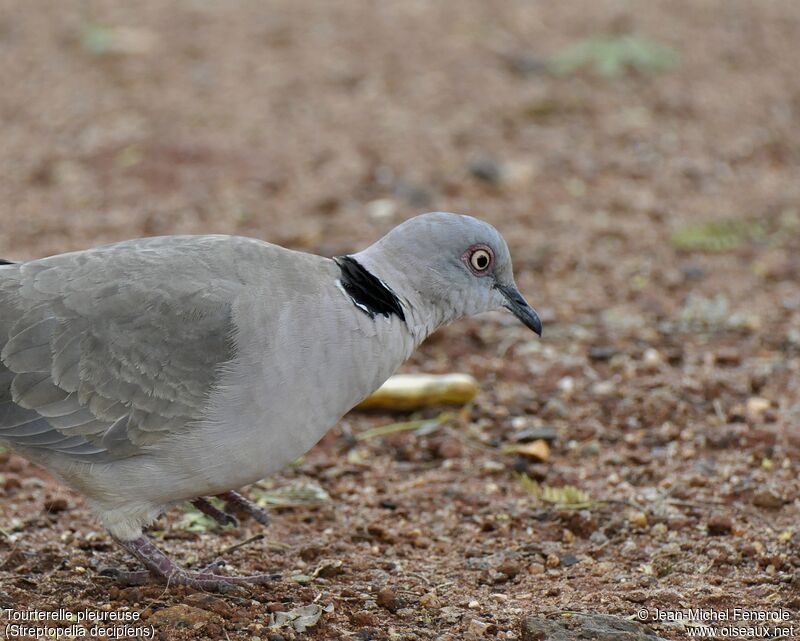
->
(506, 439), (550, 461)
(269, 603), (333, 632)
(519, 475), (593, 508)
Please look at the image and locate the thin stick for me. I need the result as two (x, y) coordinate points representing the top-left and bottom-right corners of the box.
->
(355, 412), (451, 441)
(218, 533), (265, 556)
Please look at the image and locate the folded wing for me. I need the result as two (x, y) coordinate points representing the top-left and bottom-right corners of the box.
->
(0, 236), (243, 462)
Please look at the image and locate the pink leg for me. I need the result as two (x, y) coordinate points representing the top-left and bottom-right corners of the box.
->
(102, 557), (227, 587)
(218, 490), (270, 526)
(106, 535), (275, 591)
(191, 497), (239, 527)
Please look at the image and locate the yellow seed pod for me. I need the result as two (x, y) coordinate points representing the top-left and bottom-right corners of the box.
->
(357, 374), (478, 411)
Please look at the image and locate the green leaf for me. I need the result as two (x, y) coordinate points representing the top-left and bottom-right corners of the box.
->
(671, 219), (767, 253)
(549, 34), (678, 77)
(176, 508), (224, 533)
(249, 480), (330, 507)
(80, 23), (115, 56)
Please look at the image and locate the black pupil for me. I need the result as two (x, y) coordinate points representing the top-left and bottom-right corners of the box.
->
(475, 253), (488, 269)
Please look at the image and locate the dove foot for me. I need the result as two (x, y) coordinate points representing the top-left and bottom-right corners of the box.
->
(109, 535), (274, 591)
(218, 490), (270, 526)
(188, 491), (269, 527)
(190, 497), (239, 527)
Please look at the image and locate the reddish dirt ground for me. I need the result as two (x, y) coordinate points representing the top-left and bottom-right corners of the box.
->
(1, 1), (799, 639)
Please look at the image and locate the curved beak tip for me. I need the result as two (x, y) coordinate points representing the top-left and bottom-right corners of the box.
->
(519, 306), (542, 337)
(496, 283), (542, 337)
(529, 312), (543, 337)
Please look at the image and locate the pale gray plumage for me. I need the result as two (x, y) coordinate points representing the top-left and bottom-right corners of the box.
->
(0, 212), (540, 585)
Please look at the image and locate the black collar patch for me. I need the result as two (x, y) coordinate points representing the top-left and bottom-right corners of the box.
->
(335, 256), (405, 321)
(0, 259), (15, 265)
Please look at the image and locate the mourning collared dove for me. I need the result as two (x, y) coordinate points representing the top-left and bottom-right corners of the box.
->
(0, 212), (541, 589)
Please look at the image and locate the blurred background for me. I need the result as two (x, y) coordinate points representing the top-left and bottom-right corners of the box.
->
(1, 0), (800, 635)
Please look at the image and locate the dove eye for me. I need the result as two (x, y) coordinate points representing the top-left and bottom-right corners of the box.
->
(464, 245), (494, 275)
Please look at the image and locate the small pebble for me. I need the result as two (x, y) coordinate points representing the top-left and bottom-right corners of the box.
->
(376, 587), (402, 613)
(468, 618), (492, 636)
(497, 560), (520, 579)
(43, 497), (68, 513)
(588, 345), (618, 362)
(746, 397), (771, 420)
(468, 157), (504, 184)
(184, 593), (233, 617)
(557, 376), (575, 394)
(592, 380), (616, 397)
(353, 611), (376, 628)
(439, 606), (463, 624)
(707, 515), (733, 536)
(119, 587), (142, 603)
(560, 554), (579, 567)
(642, 348), (663, 368)
(419, 592), (441, 609)
(628, 511), (648, 529)
(714, 348), (741, 365)
(545, 554), (560, 568)
(740, 541), (763, 557)
(752, 489), (784, 509)
(437, 438), (463, 459)
(589, 530), (608, 545)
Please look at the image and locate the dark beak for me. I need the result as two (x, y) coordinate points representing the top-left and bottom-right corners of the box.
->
(495, 283), (542, 336)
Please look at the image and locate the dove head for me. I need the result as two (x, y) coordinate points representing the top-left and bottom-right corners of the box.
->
(350, 212), (541, 341)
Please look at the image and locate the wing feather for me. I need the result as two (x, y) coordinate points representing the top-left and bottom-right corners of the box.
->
(11, 372), (68, 408)
(0, 236), (247, 461)
(0, 400), (43, 428)
(1, 317), (57, 372)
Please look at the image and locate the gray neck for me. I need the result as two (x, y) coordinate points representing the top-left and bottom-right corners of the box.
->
(349, 249), (450, 348)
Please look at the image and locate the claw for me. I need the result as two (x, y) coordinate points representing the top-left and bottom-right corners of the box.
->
(198, 558), (226, 573)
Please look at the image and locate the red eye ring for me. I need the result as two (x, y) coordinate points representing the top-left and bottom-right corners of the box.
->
(463, 244), (494, 275)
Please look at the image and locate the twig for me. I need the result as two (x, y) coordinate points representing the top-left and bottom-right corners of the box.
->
(218, 533), (265, 556)
(432, 581), (455, 593)
(408, 572), (432, 586)
(667, 498), (727, 508)
(355, 412), (451, 441)
(713, 399), (726, 423)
